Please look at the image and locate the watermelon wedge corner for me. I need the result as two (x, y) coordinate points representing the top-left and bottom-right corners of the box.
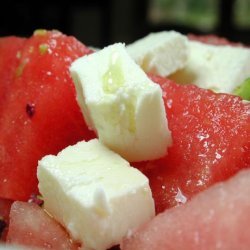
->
(134, 75), (250, 213)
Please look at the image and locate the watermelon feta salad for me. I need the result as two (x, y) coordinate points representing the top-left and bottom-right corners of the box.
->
(0, 30), (249, 250)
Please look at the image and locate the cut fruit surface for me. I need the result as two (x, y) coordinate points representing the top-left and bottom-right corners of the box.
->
(121, 169), (250, 250)
(134, 75), (250, 213)
(0, 30), (95, 201)
(7, 201), (79, 249)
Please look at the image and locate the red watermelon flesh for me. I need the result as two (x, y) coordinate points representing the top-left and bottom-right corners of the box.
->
(7, 201), (79, 249)
(0, 30), (95, 201)
(134, 75), (250, 213)
(0, 36), (26, 114)
(121, 169), (250, 250)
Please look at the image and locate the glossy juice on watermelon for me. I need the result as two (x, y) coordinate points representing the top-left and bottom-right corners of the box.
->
(0, 30), (249, 249)
(0, 30), (95, 202)
(134, 75), (250, 213)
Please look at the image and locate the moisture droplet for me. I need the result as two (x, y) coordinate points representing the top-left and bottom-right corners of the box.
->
(166, 99), (173, 108)
(175, 188), (187, 204)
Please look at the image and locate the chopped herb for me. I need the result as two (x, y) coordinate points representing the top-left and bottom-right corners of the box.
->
(234, 78), (250, 100)
(39, 44), (48, 55)
(15, 58), (29, 77)
(34, 29), (47, 36)
(26, 103), (36, 118)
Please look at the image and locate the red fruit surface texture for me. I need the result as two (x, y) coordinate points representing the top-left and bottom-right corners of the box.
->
(134, 75), (250, 213)
(121, 169), (250, 250)
(0, 31), (95, 201)
(7, 201), (79, 249)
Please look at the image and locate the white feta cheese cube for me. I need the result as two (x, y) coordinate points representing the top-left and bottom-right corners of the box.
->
(37, 139), (155, 250)
(126, 31), (188, 77)
(70, 43), (171, 162)
(170, 41), (250, 93)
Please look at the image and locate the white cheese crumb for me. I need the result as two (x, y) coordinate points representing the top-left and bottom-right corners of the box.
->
(127, 31), (188, 77)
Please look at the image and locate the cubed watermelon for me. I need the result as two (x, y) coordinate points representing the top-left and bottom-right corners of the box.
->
(7, 201), (79, 249)
(121, 169), (250, 250)
(134, 75), (250, 213)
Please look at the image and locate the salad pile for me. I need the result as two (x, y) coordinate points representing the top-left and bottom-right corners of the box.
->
(0, 30), (250, 250)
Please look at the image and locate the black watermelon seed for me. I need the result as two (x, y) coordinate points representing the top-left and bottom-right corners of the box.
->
(26, 103), (35, 118)
(0, 218), (6, 238)
(28, 193), (44, 207)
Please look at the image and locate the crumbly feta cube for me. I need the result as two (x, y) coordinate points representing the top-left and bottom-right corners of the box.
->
(70, 43), (171, 162)
(37, 139), (155, 250)
(126, 31), (188, 76)
(170, 41), (250, 93)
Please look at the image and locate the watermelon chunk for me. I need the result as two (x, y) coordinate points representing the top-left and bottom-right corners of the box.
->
(134, 75), (250, 213)
(0, 30), (95, 201)
(7, 201), (79, 249)
(121, 169), (250, 250)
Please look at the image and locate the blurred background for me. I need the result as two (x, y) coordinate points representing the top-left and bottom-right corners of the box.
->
(1, 0), (250, 47)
